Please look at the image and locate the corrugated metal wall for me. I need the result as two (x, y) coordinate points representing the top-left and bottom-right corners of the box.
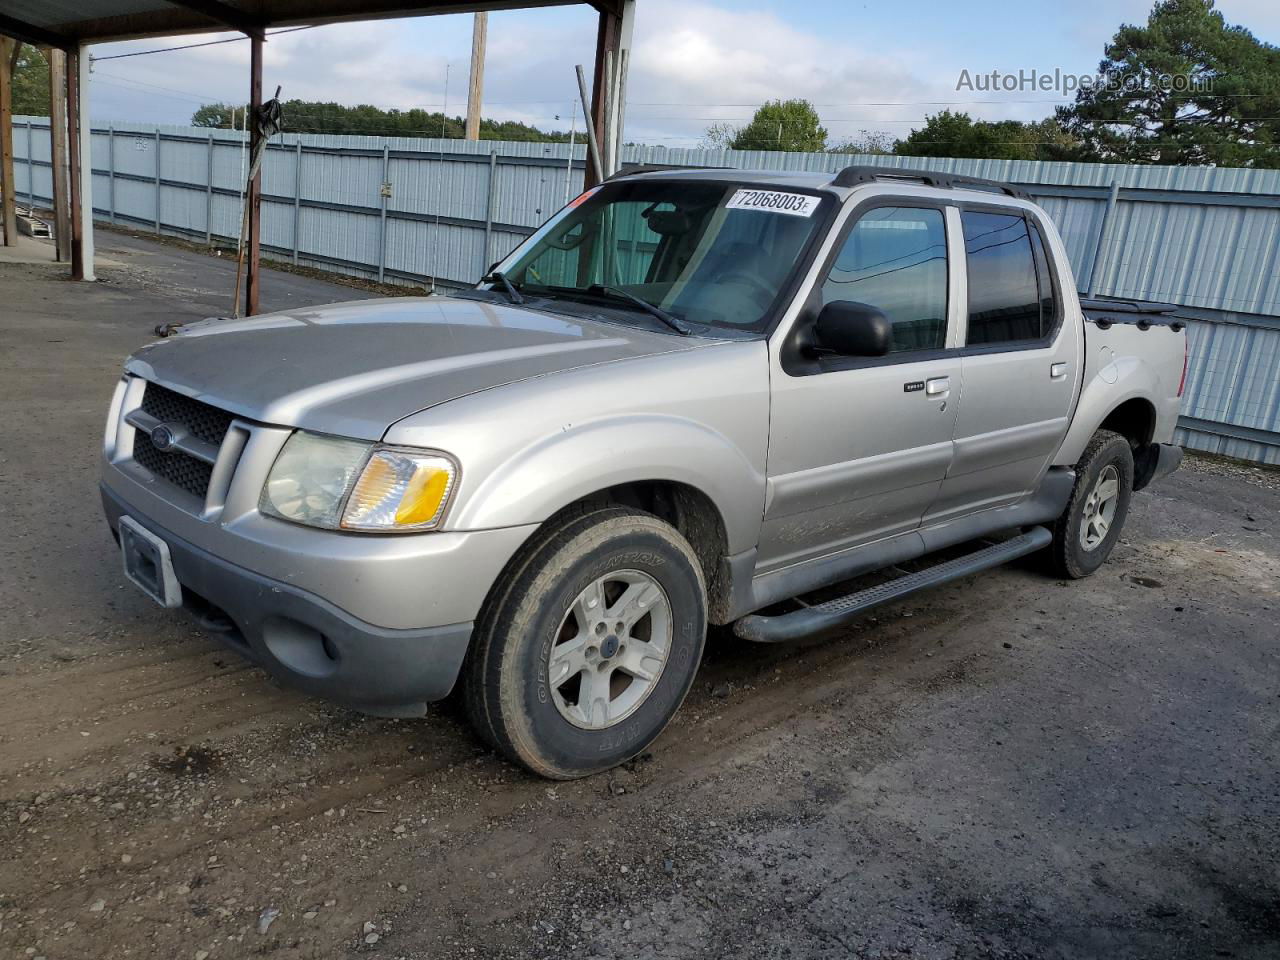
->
(10, 117), (1280, 465)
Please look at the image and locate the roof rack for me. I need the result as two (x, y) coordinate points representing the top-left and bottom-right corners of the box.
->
(830, 165), (1031, 201)
(607, 162), (730, 180)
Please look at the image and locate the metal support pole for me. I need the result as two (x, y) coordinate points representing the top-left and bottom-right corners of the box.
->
(482, 149), (496, 279)
(292, 138), (302, 264)
(107, 124), (115, 223)
(377, 142), (389, 283)
(26, 120), (33, 206)
(205, 131), (213, 244)
(153, 128), (161, 234)
(575, 64), (604, 186)
(245, 34), (263, 316)
(1086, 180), (1120, 297)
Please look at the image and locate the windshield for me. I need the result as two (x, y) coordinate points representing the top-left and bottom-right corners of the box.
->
(488, 180), (830, 334)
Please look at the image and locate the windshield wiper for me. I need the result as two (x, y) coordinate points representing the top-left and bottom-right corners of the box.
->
(481, 271), (525, 305)
(584, 284), (691, 336)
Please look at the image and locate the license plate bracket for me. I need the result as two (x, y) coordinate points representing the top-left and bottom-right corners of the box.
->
(119, 516), (182, 608)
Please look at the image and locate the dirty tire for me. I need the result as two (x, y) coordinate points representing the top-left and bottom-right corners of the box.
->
(1048, 429), (1135, 579)
(463, 507), (707, 779)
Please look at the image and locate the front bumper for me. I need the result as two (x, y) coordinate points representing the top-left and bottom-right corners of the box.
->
(102, 482), (530, 716)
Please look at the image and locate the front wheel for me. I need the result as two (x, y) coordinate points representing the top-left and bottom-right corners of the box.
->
(464, 507), (707, 779)
(1047, 429), (1134, 579)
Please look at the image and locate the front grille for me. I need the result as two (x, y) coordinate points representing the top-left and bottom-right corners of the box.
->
(132, 382), (234, 501)
(133, 429), (215, 499)
(141, 383), (234, 447)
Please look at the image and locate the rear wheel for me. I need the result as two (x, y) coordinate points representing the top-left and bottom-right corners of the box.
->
(464, 507), (707, 779)
(1048, 429), (1134, 579)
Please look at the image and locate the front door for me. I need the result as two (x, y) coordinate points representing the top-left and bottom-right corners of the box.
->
(759, 202), (962, 573)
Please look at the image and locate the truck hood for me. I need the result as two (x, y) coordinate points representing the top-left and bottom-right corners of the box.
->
(126, 297), (704, 440)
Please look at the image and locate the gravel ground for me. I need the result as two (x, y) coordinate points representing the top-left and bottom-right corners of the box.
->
(1, 235), (1277, 960)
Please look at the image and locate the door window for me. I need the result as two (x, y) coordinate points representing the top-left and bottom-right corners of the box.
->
(962, 211), (1045, 345)
(820, 206), (948, 353)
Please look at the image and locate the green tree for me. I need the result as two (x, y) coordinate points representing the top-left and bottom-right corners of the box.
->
(1057, 0), (1280, 166)
(191, 99), (573, 142)
(705, 99), (828, 152)
(10, 44), (51, 116)
(893, 110), (1074, 161)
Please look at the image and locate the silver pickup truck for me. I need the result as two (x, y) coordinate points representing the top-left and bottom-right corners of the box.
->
(102, 165), (1186, 779)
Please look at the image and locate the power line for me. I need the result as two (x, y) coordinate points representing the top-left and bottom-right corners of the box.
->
(90, 25), (315, 62)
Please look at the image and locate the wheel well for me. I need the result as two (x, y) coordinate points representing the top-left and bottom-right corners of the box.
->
(1099, 398), (1156, 449)
(549, 481), (733, 624)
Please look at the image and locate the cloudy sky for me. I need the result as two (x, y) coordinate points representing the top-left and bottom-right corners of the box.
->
(85, 0), (1280, 147)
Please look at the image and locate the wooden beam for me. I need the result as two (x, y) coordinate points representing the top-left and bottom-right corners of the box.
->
(48, 47), (72, 263)
(37, 0), (579, 46)
(245, 34), (263, 316)
(65, 48), (84, 278)
(0, 36), (15, 247)
(162, 0), (267, 37)
(584, 5), (620, 189)
(0, 13), (75, 51)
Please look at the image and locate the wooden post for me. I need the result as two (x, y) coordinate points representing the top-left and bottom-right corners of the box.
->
(65, 47), (85, 279)
(245, 34), (263, 316)
(48, 48), (72, 262)
(465, 12), (487, 141)
(584, 7), (620, 189)
(0, 36), (16, 247)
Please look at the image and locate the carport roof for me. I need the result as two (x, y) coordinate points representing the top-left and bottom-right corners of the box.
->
(0, 0), (619, 48)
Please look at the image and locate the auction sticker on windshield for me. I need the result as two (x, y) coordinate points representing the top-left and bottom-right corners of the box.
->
(726, 189), (820, 217)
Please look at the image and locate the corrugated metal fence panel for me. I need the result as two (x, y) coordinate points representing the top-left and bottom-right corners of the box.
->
(10, 116), (1280, 464)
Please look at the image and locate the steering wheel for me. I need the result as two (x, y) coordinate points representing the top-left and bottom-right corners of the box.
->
(717, 270), (775, 306)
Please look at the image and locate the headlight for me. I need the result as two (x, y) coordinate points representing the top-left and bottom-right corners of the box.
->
(260, 432), (371, 528)
(260, 432), (458, 533)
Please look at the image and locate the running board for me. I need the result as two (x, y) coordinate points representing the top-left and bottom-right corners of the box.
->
(733, 526), (1053, 644)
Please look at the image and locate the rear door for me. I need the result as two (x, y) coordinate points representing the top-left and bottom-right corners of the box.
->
(925, 207), (1082, 523)
(759, 199), (964, 573)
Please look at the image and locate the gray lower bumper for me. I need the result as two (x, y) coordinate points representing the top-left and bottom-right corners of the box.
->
(102, 485), (472, 716)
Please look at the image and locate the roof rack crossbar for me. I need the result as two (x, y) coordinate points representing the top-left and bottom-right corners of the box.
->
(830, 165), (1031, 201)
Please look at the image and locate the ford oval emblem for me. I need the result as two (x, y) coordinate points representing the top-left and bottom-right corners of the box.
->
(151, 424), (176, 452)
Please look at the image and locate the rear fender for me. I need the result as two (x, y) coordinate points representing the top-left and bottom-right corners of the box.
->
(1055, 355), (1160, 465)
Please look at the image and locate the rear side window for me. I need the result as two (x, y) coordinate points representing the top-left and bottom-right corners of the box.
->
(962, 211), (1041, 345)
(821, 206), (948, 353)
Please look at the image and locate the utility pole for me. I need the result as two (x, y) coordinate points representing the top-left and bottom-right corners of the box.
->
(465, 11), (487, 141)
(0, 36), (17, 247)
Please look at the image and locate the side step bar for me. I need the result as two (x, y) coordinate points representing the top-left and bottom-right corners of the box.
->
(733, 526), (1053, 644)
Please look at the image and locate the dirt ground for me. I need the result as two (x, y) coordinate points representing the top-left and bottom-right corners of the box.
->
(1, 234), (1278, 960)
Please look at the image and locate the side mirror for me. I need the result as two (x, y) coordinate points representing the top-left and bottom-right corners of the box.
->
(814, 301), (892, 357)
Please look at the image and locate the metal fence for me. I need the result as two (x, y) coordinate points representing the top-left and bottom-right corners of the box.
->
(10, 117), (1280, 465)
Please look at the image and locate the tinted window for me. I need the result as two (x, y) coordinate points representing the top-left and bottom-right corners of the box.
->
(1029, 223), (1059, 334)
(962, 211), (1040, 345)
(821, 207), (948, 353)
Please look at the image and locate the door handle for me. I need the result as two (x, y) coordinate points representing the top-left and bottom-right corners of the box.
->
(1050, 362), (1068, 380)
(925, 376), (950, 396)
